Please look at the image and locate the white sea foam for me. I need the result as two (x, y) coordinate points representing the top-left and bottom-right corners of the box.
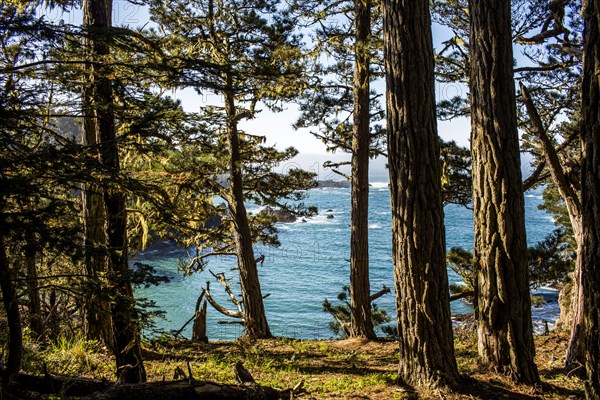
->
(291, 214), (337, 225)
(368, 223), (382, 229)
(369, 181), (389, 189)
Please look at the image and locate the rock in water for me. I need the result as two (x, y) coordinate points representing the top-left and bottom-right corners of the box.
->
(259, 206), (297, 223)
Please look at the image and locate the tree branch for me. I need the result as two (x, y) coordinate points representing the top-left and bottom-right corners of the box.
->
(370, 285), (390, 302)
(202, 288), (243, 319)
(520, 83), (582, 234)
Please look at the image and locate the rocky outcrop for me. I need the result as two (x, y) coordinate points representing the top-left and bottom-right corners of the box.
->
(259, 206), (297, 223)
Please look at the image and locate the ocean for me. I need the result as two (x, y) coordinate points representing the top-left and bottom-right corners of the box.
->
(135, 184), (559, 340)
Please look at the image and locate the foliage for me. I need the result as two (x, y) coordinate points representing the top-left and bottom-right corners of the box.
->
(538, 184), (577, 250)
(440, 140), (472, 207)
(322, 286), (395, 339)
(147, 0), (318, 273)
(447, 246), (476, 301)
(448, 230), (574, 297)
(290, 0), (386, 173)
(528, 228), (575, 287)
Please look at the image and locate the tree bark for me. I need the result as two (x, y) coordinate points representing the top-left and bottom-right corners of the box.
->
(0, 234), (23, 380)
(469, 0), (539, 384)
(581, 0), (600, 397)
(382, 0), (459, 388)
(82, 52), (114, 350)
(83, 0), (146, 383)
(24, 232), (43, 339)
(224, 77), (272, 339)
(192, 299), (208, 343)
(349, 0), (376, 340)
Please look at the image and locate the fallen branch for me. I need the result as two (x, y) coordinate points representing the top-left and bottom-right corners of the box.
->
(5, 371), (111, 397)
(82, 380), (283, 400)
(3, 370), (289, 400)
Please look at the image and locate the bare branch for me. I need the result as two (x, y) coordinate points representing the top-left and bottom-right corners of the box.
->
(370, 285), (391, 302)
(202, 288), (243, 319)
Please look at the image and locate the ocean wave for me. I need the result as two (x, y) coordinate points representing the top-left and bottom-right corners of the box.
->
(370, 181), (389, 189)
(291, 214), (338, 225)
(368, 223), (382, 229)
(246, 205), (267, 214)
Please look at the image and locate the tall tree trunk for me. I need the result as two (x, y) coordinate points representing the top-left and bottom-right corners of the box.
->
(82, 71), (114, 350)
(0, 233), (23, 379)
(349, 0), (376, 340)
(468, 0), (539, 384)
(224, 79), (272, 340)
(581, 1), (600, 397)
(382, 0), (458, 388)
(83, 0), (146, 383)
(24, 233), (43, 339)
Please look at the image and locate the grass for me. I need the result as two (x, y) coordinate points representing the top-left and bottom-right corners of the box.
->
(21, 329), (585, 399)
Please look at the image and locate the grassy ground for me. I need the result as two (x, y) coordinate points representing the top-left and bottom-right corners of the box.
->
(22, 328), (584, 399)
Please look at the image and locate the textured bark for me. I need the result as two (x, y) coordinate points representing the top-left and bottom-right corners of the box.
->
(349, 0), (376, 340)
(192, 299), (208, 343)
(581, 1), (600, 397)
(224, 80), (272, 339)
(82, 59), (114, 349)
(24, 234), (43, 339)
(469, 0), (539, 384)
(0, 235), (22, 380)
(566, 246), (586, 372)
(382, 0), (458, 388)
(83, 0), (146, 383)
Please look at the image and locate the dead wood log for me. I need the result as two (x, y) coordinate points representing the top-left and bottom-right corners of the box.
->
(192, 299), (208, 343)
(5, 371), (111, 397)
(3, 370), (286, 400)
(81, 380), (283, 400)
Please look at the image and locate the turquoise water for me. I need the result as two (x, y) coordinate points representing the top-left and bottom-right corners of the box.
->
(135, 184), (558, 340)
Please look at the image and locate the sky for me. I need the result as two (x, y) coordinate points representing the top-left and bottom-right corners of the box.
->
(43, 1), (473, 182)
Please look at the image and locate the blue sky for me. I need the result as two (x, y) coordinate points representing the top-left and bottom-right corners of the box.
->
(42, 1), (472, 181)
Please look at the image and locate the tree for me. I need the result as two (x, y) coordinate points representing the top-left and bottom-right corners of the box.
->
(81, 0), (113, 350)
(434, 0), (587, 368)
(82, 0), (146, 382)
(148, 0), (314, 339)
(349, 0), (376, 339)
(581, 0), (600, 397)
(468, 0), (539, 384)
(0, 3), (91, 387)
(382, 0), (458, 388)
(322, 285), (393, 338)
(290, 0), (385, 339)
